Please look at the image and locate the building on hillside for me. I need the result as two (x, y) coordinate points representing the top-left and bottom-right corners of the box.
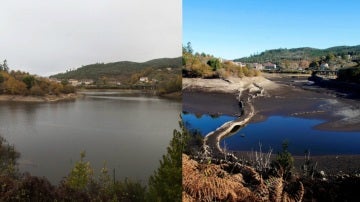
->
(320, 63), (329, 70)
(49, 78), (61, 83)
(233, 61), (246, 67)
(263, 62), (277, 70)
(249, 63), (263, 70)
(81, 79), (94, 85)
(69, 79), (81, 86)
(139, 77), (149, 83)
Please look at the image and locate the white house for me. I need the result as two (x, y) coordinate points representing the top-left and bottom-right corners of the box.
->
(81, 79), (94, 85)
(320, 63), (329, 70)
(263, 62), (277, 70)
(139, 77), (149, 83)
(69, 79), (81, 86)
(252, 63), (263, 70)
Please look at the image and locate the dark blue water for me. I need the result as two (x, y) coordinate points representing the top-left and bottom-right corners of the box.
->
(182, 113), (236, 134)
(182, 113), (360, 155)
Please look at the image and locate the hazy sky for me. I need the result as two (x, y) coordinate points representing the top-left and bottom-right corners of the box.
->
(183, 0), (360, 60)
(0, 0), (181, 76)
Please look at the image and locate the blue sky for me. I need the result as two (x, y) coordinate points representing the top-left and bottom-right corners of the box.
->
(183, 0), (360, 60)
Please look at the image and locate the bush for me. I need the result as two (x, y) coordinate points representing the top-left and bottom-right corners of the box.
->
(30, 85), (45, 96)
(64, 151), (94, 191)
(112, 179), (146, 202)
(61, 84), (76, 94)
(0, 136), (20, 176)
(275, 141), (294, 178)
(6, 174), (56, 201)
(207, 58), (222, 71)
(337, 66), (360, 83)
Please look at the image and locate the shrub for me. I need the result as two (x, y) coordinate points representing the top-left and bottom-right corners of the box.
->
(64, 151), (94, 191)
(0, 136), (20, 176)
(275, 141), (294, 178)
(61, 84), (76, 94)
(5, 174), (56, 201)
(337, 66), (360, 83)
(30, 85), (45, 96)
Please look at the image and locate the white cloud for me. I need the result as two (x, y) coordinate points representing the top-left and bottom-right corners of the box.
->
(0, 0), (181, 76)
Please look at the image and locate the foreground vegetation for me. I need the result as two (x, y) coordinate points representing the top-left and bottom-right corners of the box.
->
(0, 123), (185, 201)
(183, 127), (360, 201)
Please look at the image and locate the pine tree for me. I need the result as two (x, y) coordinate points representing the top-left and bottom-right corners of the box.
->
(146, 122), (187, 202)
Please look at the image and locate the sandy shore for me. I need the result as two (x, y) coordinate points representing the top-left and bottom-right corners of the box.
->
(0, 93), (79, 102)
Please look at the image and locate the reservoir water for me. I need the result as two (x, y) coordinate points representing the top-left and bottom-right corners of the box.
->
(182, 113), (360, 155)
(0, 90), (181, 184)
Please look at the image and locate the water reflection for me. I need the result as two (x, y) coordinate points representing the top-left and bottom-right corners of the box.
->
(182, 113), (360, 155)
(0, 91), (181, 184)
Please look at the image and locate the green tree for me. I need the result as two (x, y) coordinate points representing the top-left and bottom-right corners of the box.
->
(185, 42), (193, 54)
(309, 61), (319, 68)
(22, 75), (35, 89)
(207, 58), (222, 71)
(326, 53), (336, 61)
(147, 122), (186, 202)
(61, 79), (69, 86)
(2, 60), (9, 72)
(65, 151), (94, 191)
(275, 140), (294, 178)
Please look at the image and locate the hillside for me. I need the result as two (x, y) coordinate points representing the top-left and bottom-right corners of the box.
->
(235, 45), (360, 64)
(182, 43), (260, 78)
(50, 57), (182, 82)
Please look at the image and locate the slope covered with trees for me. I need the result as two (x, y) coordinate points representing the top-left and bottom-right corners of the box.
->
(234, 45), (360, 72)
(50, 57), (181, 83)
(183, 43), (260, 78)
(235, 45), (360, 64)
(50, 57), (182, 96)
(0, 60), (75, 97)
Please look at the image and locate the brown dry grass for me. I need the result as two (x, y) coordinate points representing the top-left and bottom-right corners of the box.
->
(182, 154), (304, 202)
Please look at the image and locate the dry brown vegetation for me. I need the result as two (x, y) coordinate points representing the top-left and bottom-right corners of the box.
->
(182, 45), (260, 79)
(182, 154), (304, 202)
(0, 70), (75, 96)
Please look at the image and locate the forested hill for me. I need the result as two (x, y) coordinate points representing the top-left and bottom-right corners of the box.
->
(50, 57), (182, 81)
(234, 45), (360, 63)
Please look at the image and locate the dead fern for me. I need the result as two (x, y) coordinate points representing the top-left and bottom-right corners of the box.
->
(183, 154), (305, 202)
(183, 154), (253, 201)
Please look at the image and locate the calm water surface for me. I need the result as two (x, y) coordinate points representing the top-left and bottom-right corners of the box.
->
(0, 90), (181, 184)
(182, 113), (360, 155)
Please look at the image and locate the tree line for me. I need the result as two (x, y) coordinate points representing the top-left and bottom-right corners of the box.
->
(0, 61), (75, 96)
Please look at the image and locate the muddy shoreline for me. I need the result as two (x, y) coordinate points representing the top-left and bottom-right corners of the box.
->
(0, 93), (79, 103)
(183, 76), (360, 175)
(183, 76), (360, 131)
